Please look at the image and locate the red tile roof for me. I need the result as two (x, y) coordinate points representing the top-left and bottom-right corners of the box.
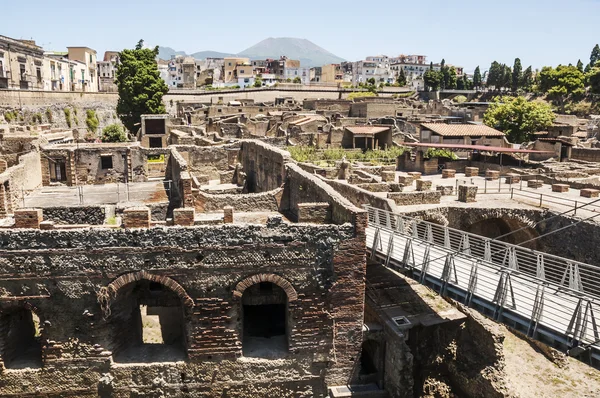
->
(421, 123), (505, 137)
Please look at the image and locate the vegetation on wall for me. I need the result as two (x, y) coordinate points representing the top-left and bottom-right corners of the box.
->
(45, 108), (53, 123)
(101, 124), (127, 142)
(116, 40), (169, 133)
(85, 109), (99, 132)
(424, 148), (458, 160)
(287, 146), (405, 166)
(3, 111), (17, 123)
(347, 91), (377, 100)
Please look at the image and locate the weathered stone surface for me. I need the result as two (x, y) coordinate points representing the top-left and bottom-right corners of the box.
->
(527, 180), (543, 189)
(458, 185), (478, 203)
(173, 207), (195, 226)
(297, 202), (330, 224)
(123, 206), (150, 228)
(14, 208), (42, 228)
(465, 167), (479, 177)
(223, 206), (234, 224)
(436, 185), (454, 196)
(442, 169), (456, 178)
(504, 173), (521, 184)
(581, 188), (600, 198)
(552, 183), (569, 193)
(416, 180), (432, 191)
(485, 170), (500, 180)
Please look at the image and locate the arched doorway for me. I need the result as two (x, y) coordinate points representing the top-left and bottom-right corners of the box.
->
(107, 279), (188, 363)
(241, 282), (288, 358)
(466, 217), (539, 249)
(0, 308), (42, 369)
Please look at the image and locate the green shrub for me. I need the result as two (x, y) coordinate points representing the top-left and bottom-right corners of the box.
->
(101, 124), (127, 142)
(287, 146), (405, 166)
(3, 111), (16, 123)
(85, 109), (99, 132)
(45, 108), (53, 123)
(33, 113), (43, 124)
(454, 95), (468, 104)
(63, 108), (72, 128)
(424, 148), (458, 160)
(347, 91), (377, 100)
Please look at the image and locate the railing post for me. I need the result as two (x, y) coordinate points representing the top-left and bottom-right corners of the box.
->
(510, 187), (514, 199)
(574, 201), (578, 216)
(539, 193), (543, 207)
(484, 177), (487, 194)
(498, 175), (501, 192)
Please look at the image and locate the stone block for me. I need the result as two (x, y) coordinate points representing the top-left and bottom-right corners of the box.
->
(552, 184), (569, 193)
(123, 207), (150, 228)
(397, 175), (413, 185)
(389, 183), (404, 193)
(380, 170), (396, 183)
(581, 188), (600, 198)
(436, 185), (454, 196)
(458, 185), (478, 203)
(297, 202), (330, 224)
(527, 180), (543, 189)
(407, 172), (422, 180)
(173, 207), (195, 226)
(0, 159), (7, 174)
(14, 208), (43, 229)
(416, 179), (432, 191)
(442, 169), (456, 178)
(223, 206), (234, 224)
(485, 170), (500, 180)
(465, 167), (479, 177)
(40, 220), (55, 230)
(387, 191), (441, 206)
(504, 173), (521, 184)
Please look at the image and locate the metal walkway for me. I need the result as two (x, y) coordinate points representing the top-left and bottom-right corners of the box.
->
(364, 206), (600, 364)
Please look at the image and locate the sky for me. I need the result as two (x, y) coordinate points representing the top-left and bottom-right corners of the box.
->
(3, 0), (600, 73)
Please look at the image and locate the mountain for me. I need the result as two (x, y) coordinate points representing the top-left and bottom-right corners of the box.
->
(158, 38), (345, 67)
(190, 50), (236, 59)
(157, 46), (187, 60)
(237, 37), (345, 67)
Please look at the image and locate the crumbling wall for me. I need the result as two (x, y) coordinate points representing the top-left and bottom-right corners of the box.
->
(322, 178), (397, 213)
(173, 144), (238, 180)
(42, 206), (106, 225)
(194, 188), (282, 212)
(240, 140), (290, 193)
(0, 220), (362, 397)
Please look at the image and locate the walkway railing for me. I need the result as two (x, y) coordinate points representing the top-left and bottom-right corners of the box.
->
(364, 205), (600, 355)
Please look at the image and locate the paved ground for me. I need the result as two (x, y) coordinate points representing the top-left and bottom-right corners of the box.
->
(23, 181), (171, 207)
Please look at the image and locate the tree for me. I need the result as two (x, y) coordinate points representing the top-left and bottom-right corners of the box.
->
(473, 66), (482, 89)
(588, 65), (600, 94)
(512, 58), (522, 92)
(577, 59), (584, 72)
(102, 124), (128, 143)
(116, 40), (168, 133)
(445, 66), (458, 89)
(487, 61), (503, 90)
(501, 64), (512, 90)
(590, 44), (600, 69)
(253, 76), (263, 87)
(522, 66), (533, 91)
(293, 76), (302, 84)
(423, 69), (442, 91)
(539, 65), (585, 111)
(396, 68), (407, 86)
(484, 96), (555, 143)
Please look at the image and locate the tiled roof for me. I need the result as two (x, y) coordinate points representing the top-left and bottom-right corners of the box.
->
(421, 123), (505, 137)
(346, 126), (390, 136)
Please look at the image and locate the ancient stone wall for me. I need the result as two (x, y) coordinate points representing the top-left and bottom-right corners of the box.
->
(240, 140), (290, 193)
(42, 206), (106, 225)
(322, 178), (397, 213)
(0, 220), (363, 397)
(194, 188), (282, 213)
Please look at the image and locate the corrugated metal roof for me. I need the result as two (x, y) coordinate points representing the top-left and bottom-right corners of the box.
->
(346, 126), (390, 136)
(421, 123), (505, 137)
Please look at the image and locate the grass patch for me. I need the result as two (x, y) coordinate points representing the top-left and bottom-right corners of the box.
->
(287, 145), (405, 166)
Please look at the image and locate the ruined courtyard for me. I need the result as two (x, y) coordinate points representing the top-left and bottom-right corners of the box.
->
(0, 90), (600, 398)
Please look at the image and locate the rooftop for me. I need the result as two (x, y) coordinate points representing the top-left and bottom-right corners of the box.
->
(421, 123), (505, 137)
(345, 126), (390, 136)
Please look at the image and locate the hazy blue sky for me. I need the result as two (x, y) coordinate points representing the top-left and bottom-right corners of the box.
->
(3, 0), (600, 72)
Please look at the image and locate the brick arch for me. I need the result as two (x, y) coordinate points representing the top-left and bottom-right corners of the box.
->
(99, 270), (194, 314)
(233, 273), (298, 302)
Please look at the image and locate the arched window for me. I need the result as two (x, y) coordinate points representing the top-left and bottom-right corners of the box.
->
(0, 308), (42, 369)
(242, 282), (288, 358)
(108, 279), (187, 363)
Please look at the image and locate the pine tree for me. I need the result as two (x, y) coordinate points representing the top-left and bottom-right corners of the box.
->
(512, 58), (522, 92)
(116, 40), (169, 133)
(577, 59), (584, 72)
(473, 66), (482, 89)
(590, 44), (600, 68)
(487, 61), (502, 90)
(396, 68), (407, 86)
(522, 66), (533, 91)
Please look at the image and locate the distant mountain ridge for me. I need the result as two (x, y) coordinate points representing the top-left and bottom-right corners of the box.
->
(158, 38), (345, 67)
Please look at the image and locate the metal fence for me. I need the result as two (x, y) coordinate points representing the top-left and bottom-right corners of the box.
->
(364, 205), (600, 358)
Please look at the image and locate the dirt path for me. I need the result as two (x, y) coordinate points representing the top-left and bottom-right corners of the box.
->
(503, 326), (600, 397)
